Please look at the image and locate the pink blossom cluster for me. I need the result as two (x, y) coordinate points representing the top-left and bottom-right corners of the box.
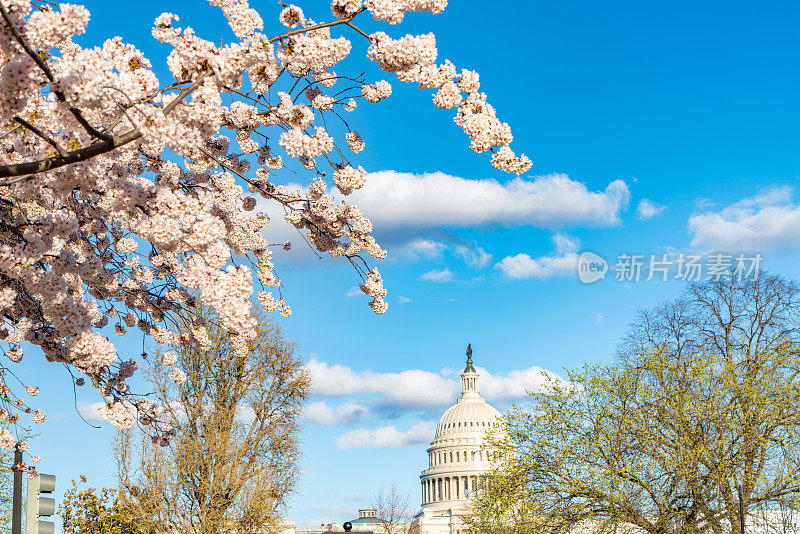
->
(365, 0), (447, 24)
(279, 127), (335, 159)
(359, 269), (388, 314)
(98, 400), (135, 429)
(168, 367), (187, 384)
(331, 0), (362, 19)
(0, 0), (530, 455)
(161, 351), (177, 366)
(276, 24), (351, 77)
(25, 3), (89, 50)
(345, 131), (365, 153)
(361, 80), (392, 103)
(333, 165), (368, 195)
(0, 428), (14, 450)
(208, 0), (263, 39)
(367, 32), (531, 173)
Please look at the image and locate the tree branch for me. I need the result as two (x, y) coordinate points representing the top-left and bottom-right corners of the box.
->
(0, 8), (367, 181)
(0, 2), (111, 142)
(0, 74), (207, 183)
(267, 8), (366, 43)
(13, 116), (67, 156)
(344, 21), (373, 42)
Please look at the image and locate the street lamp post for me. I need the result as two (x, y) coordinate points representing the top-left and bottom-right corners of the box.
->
(11, 444), (22, 534)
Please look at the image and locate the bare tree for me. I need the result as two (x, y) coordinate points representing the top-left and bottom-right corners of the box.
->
(370, 485), (414, 534)
(116, 306), (310, 534)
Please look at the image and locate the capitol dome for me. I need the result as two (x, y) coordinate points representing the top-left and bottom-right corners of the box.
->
(416, 344), (503, 522)
(435, 397), (502, 439)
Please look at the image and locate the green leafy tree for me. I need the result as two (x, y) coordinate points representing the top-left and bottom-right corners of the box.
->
(59, 476), (145, 534)
(470, 274), (800, 534)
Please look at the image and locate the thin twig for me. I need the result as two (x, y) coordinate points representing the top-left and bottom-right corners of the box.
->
(100, 80), (192, 135)
(0, 123), (22, 141)
(63, 363), (102, 429)
(267, 9), (366, 43)
(345, 21), (373, 41)
(13, 116), (67, 156)
(0, 74), (207, 182)
(0, 6), (368, 181)
(0, 2), (111, 142)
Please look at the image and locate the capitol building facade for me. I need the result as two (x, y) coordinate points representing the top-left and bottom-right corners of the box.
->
(409, 345), (502, 534)
(282, 346), (501, 534)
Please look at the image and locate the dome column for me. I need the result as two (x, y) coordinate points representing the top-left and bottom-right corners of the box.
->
(418, 344), (503, 514)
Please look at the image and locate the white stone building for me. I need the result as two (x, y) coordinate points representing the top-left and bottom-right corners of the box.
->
(408, 345), (502, 534)
(284, 346), (502, 534)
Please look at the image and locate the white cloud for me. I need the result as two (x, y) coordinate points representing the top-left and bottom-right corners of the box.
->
(454, 242), (492, 269)
(77, 401), (106, 421)
(346, 287), (364, 298)
(688, 186), (800, 253)
(495, 234), (580, 280)
(304, 401), (369, 426)
(393, 238), (448, 261)
(593, 313), (604, 325)
(476, 366), (563, 401)
(349, 171), (630, 228)
(328, 363), (566, 450)
(335, 421), (435, 450)
(636, 199), (667, 219)
(695, 198), (716, 210)
(398, 296), (412, 303)
(421, 268), (455, 282)
(305, 359), (565, 410)
(394, 236), (492, 271)
(255, 171), (627, 266)
(306, 358), (459, 408)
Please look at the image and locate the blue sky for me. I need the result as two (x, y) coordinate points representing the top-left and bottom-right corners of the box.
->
(19, 0), (800, 530)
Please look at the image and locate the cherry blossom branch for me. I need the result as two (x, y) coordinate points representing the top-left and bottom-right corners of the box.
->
(0, 123), (22, 141)
(344, 21), (373, 42)
(0, 2), (111, 142)
(63, 363), (101, 429)
(195, 146), (287, 207)
(0, 74), (208, 183)
(99, 79), (194, 135)
(0, 12), (369, 182)
(12, 116), (67, 156)
(267, 8), (366, 43)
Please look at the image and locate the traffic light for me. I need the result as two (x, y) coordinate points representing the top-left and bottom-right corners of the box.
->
(25, 473), (55, 534)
